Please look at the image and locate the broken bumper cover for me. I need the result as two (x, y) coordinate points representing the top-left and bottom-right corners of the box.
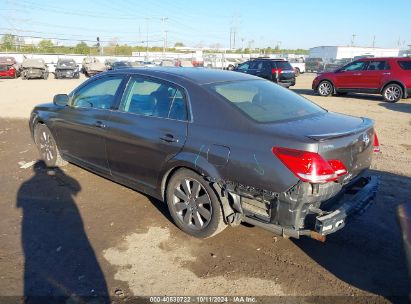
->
(315, 176), (379, 235)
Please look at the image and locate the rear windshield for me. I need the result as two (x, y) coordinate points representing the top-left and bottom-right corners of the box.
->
(274, 61), (293, 70)
(398, 61), (411, 70)
(209, 80), (325, 123)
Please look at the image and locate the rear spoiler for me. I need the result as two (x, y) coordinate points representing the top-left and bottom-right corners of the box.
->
(306, 117), (374, 141)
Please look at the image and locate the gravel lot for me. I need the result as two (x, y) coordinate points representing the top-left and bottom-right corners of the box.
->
(0, 72), (410, 302)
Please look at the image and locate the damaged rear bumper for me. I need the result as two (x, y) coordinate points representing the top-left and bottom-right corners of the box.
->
(231, 175), (379, 241)
(314, 176), (379, 235)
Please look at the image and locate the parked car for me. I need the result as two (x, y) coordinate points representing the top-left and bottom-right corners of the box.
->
(82, 57), (106, 77)
(160, 59), (175, 67)
(323, 58), (352, 72)
(312, 57), (411, 102)
(54, 59), (80, 79)
(21, 58), (49, 80)
(234, 58), (296, 88)
(175, 59), (194, 67)
(30, 68), (379, 240)
(288, 59), (306, 76)
(104, 58), (117, 70)
(0, 56), (20, 78)
(109, 61), (132, 70)
(305, 57), (326, 73)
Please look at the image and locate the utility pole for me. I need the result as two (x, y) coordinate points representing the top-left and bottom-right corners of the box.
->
(161, 17), (168, 59)
(351, 34), (356, 46)
(372, 35), (376, 48)
(229, 28), (232, 49)
(165, 30), (168, 54)
(146, 18), (149, 59)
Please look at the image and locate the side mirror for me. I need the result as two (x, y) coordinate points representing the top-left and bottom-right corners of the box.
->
(53, 94), (69, 106)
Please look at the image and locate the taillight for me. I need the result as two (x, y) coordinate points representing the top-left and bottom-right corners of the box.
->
(373, 132), (380, 152)
(272, 147), (347, 183)
(271, 68), (282, 74)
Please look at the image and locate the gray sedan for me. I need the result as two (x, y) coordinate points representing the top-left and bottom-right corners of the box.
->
(29, 68), (379, 240)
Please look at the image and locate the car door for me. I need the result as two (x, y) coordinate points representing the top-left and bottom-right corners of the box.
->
(54, 75), (125, 172)
(254, 61), (272, 79)
(360, 60), (391, 90)
(106, 76), (188, 190)
(334, 61), (367, 89)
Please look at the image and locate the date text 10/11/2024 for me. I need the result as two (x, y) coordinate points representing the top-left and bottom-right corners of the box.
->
(149, 296), (257, 303)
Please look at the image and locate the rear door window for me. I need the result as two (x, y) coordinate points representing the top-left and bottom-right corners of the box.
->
(119, 77), (188, 121)
(366, 61), (390, 70)
(398, 61), (411, 70)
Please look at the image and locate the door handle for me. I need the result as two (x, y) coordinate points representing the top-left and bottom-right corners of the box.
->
(383, 72), (391, 75)
(160, 134), (178, 143)
(353, 73), (362, 76)
(94, 121), (106, 128)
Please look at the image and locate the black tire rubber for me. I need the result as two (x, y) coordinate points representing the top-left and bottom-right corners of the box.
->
(317, 80), (333, 97)
(166, 168), (227, 238)
(34, 124), (67, 167)
(382, 83), (403, 103)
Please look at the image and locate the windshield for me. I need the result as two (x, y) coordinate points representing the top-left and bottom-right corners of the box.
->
(209, 80), (325, 123)
(58, 60), (75, 67)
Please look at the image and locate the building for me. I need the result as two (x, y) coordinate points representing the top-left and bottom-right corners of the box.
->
(309, 46), (399, 60)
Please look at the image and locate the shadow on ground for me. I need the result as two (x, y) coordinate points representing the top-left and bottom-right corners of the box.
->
(293, 169), (411, 302)
(378, 101), (411, 114)
(17, 161), (109, 303)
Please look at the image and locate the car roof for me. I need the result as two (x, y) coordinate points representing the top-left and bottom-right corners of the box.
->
(358, 57), (411, 61)
(106, 67), (259, 85)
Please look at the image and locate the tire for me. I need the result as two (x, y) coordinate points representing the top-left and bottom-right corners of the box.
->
(227, 65), (235, 71)
(34, 124), (67, 167)
(43, 73), (49, 80)
(294, 68), (300, 77)
(166, 169), (227, 238)
(317, 80), (333, 96)
(382, 83), (402, 103)
(22, 72), (27, 80)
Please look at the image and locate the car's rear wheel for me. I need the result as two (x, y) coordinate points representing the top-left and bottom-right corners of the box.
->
(383, 83), (402, 103)
(317, 80), (333, 96)
(166, 169), (226, 238)
(294, 68), (300, 77)
(43, 73), (48, 80)
(34, 124), (67, 167)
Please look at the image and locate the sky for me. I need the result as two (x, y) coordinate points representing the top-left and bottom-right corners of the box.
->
(0, 0), (410, 50)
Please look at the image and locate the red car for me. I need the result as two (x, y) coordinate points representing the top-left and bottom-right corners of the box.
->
(0, 56), (19, 78)
(312, 57), (411, 102)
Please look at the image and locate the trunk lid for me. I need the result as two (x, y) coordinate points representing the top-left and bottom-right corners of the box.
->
(263, 112), (375, 182)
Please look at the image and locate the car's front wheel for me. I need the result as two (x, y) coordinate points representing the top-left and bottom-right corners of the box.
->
(382, 83), (402, 103)
(317, 80), (333, 96)
(166, 169), (227, 238)
(34, 124), (67, 167)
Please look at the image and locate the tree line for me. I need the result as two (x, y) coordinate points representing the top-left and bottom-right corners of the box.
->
(0, 34), (308, 56)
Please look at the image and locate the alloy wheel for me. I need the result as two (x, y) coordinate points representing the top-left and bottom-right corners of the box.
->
(318, 81), (332, 96)
(37, 129), (56, 163)
(172, 178), (212, 230)
(384, 86), (401, 102)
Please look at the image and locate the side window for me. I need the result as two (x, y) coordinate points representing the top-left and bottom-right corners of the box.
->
(342, 61), (367, 71)
(72, 77), (123, 109)
(367, 61), (390, 71)
(120, 77), (188, 121)
(237, 62), (249, 71)
(249, 61), (261, 69)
